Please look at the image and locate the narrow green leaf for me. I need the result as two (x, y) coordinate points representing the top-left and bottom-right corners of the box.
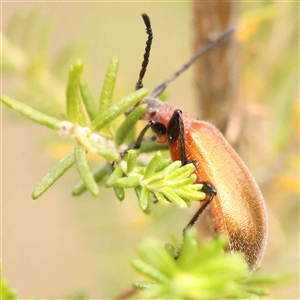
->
(188, 183), (204, 191)
(133, 281), (157, 290)
(78, 102), (87, 126)
(91, 88), (148, 131)
(66, 60), (83, 123)
(99, 56), (119, 114)
(72, 162), (113, 196)
(144, 151), (163, 179)
(134, 185), (142, 199)
(177, 228), (199, 269)
(138, 242), (178, 277)
(32, 151), (75, 199)
(74, 143), (99, 197)
(153, 158), (172, 172)
(142, 173), (164, 187)
(80, 77), (97, 120)
(244, 287), (269, 296)
(175, 188), (205, 201)
(1, 95), (61, 130)
(126, 149), (140, 174)
(165, 163), (195, 180)
(167, 176), (196, 188)
(139, 187), (150, 211)
(155, 192), (169, 205)
(115, 176), (140, 188)
(113, 185), (125, 201)
(105, 164), (124, 187)
(162, 161), (182, 175)
(161, 188), (187, 208)
(131, 259), (169, 284)
(115, 104), (147, 146)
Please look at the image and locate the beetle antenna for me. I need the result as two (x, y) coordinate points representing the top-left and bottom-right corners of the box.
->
(135, 14), (153, 91)
(151, 27), (235, 98)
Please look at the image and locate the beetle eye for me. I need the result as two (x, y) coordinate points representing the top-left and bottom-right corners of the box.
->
(151, 122), (167, 137)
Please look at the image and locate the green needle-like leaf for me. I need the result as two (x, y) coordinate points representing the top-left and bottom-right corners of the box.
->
(74, 143), (99, 197)
(115, 104), (147, 146)
(80, 77), (97, 120)
(126, 149), (140, 174)
(133, 281), (157, 290)
(66, 60), (83, 123)
(131, 259), (169, 284)
(99, 56), (119, 114)
(91, 88), (148, 131)
(177, 228), (200, 268)
(159, 188), (187, 208)
(143, 151), (163, 179)
(1, 95), (61, 130)
(166, 175), (197, 188)
(32, 151), (75, 199)
(113, 185), (125, 201)
(105, 164), (124, 188)
(115, 176), (140, 188)
(72, 162), (113, 196)
(139, 187), (149, 211)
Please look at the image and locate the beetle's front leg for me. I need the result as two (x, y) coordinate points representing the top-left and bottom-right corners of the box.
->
(120, 120), (167, 158)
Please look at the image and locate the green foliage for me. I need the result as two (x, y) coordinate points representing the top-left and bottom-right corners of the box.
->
(1, 31), (206, 211)
(1, 275), (17, 300)
(2, 57), (151, 201)
(132, 228), (276, 299)
(106, 150), (205, 210)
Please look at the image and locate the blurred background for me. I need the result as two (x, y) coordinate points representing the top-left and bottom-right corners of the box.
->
(2, 1), (299, 299)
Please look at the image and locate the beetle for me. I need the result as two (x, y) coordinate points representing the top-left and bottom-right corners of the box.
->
(129, 14), (267, 270)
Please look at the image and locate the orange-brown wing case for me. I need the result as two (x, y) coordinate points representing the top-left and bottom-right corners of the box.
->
(172, 118), (267, 270)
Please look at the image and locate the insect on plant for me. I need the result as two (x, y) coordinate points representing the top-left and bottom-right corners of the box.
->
(126, 14), (268, 271)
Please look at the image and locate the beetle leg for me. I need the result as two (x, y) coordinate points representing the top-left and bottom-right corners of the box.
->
(184, 182), (217, 232)
(120, 120), (167, 157)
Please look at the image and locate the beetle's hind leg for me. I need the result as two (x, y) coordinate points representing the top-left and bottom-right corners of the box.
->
(184, 182), (217, 232)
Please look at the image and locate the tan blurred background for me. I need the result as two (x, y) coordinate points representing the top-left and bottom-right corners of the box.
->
(2, 2), (299, 299)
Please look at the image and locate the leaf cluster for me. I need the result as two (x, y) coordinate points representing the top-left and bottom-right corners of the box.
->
(132, 228), (279, 299)
(1, 53), (205, 212)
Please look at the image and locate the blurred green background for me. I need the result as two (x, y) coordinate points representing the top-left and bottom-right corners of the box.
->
(2, 2), (299, 299)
